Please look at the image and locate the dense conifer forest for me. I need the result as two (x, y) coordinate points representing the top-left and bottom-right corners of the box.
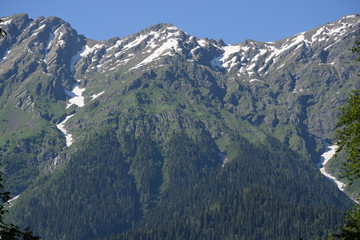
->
(10, 129), (352, 239)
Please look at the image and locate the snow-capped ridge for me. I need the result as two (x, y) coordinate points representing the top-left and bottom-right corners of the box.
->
(77, 23), (190, 72)
(4, 13), (358, 79)
(205, 14), (360, 76)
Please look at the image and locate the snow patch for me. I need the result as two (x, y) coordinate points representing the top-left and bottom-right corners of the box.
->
(9, 194), (20, 207)
(56, 114), (75, 147)
(91, 91), (105, 100)
(311, 27), (325, 42)
(247, 63), (256, 72)
(265, 33), (307, 64)
(324, 38), (341, 51)
(292, 88), (304, 93)
(66, 83), (85, 108)
(38, 24), (46, 30)
(209, 44), (242, 71)
(129, 37), (181, 70)
(190, 46), (201, 55)
(53, 156), (59, 166)
(249, 79), (262, 83)
(197, 39), (208, 47)
(317, 143), (346, 191)
(56, 80), (87, 147)
(122, 34), (148, 51)
(0, 19), (12, 25)
(220, 152), (227, 167)
(220, 45), (242, 70)
(241, 45), (251, 52)
(222, 45), (241, 60)
(80, 44), (105, 57)
(107, 39), (125, 51)
(1, 49), (11, 61)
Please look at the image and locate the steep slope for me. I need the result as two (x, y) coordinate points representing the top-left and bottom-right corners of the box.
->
(0, 13), (359, 239)
(0, 13), (84, 192)
(12, 128), (351, 240)
(67, 14), (360, 160)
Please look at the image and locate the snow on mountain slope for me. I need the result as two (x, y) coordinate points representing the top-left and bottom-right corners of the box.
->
(317, 143), (346, 192)
(0, 12), (360, 205)
(71, 24), (190, 74)
(56, 79), (87, 147)
(1, 13), (359, 152)
(56, 114), (75, 147)
(56, 14), (360, 84)
(206, 14), (360, 79)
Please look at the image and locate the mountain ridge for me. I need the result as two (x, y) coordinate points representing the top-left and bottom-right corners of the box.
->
(0, 13), (359, 239)
(0, 11), (359, 189)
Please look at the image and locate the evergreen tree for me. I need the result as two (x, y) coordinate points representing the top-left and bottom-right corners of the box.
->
(331, 39), (360, 239)
(335, 37), (360, 182)
(336, 37), (360, 182)
(333, 205), (360, 240)
(0, 170), (39, 239)
(336, 88), (360, 182)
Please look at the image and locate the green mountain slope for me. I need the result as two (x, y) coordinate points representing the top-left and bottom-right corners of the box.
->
(11, 127), (352, 240)
(0, 13), (359, 239)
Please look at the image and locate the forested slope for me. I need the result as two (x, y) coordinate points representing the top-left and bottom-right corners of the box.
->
(0, 13), (359, 240)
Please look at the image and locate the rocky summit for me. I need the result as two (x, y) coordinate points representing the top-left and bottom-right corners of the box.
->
(0, 13), (359, 240)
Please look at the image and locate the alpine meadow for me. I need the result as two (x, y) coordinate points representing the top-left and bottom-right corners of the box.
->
(0, 13), (359, 239)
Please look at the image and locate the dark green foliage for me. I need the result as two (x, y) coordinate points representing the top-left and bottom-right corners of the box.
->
(0, 170), (39, 239)
(127, 134), (163, 214)
(335, 38), (360, 183)
(12, 131), (142, 240)
(336, 89), (360, 182)
(2, 153), (39, 194)
(161, 132), (221, 191)
(329, 38), (360, 240)
(332, 205), (360, 240)
(112, 135), (350, 240)
(10, 129), (352, 240)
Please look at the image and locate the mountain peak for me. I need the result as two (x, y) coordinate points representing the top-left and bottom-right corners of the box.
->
(139, 23), (185, 37)
(144, 23), (178, 32)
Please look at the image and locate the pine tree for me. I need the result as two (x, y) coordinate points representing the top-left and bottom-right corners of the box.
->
(330, 38), (360, 240)
(336, 88), (360, 182)
(0, 170), (39, 239)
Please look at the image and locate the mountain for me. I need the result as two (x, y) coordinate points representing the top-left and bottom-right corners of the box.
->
(0, 13), (359, 239)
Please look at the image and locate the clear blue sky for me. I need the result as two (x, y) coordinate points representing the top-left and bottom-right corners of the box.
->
(1, 0), (359, 44)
